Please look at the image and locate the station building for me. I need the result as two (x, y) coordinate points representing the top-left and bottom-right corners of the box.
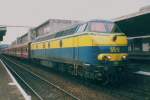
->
(113, 5), (150, 60)
(0, 26), (6, 41)
(31, 19), (81, 40)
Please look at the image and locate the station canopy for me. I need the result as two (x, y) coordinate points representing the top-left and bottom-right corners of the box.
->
(0, 27), (6, 41)
(113, 5), (150, 37)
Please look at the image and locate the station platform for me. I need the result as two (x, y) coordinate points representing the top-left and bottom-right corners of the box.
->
(0, 60), (26, 100)
(134, 63), (150, 77)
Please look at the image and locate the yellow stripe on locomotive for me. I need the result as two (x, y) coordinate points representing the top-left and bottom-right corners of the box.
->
(31, 33), (128, 62)
(31, 33), (127, 49)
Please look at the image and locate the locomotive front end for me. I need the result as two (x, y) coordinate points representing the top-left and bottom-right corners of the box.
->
(88, 20), (128, 84)
(96, 35), (128, 67)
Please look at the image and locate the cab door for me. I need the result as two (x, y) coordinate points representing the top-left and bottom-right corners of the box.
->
(74, 23), (87, 61)
(74, 37), (79, 61)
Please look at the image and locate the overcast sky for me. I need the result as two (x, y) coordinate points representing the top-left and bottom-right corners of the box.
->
(0, 0), (149, 44)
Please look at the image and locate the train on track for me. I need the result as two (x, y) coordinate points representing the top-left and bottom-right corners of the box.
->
(3, 20), (128, 84)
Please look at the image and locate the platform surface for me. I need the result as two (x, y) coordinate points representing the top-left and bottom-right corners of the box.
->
(0, 61), (24, 100)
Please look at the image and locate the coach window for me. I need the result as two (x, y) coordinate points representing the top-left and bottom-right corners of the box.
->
(76, 23), (87, 33)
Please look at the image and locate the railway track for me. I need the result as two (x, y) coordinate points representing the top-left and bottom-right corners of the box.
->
(1, 55), (125, 100)
(0, 55), (79, 100)
(1, 55), (150, 100)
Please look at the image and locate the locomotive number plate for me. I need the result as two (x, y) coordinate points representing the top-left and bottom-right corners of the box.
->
(110, 47), (120, 52)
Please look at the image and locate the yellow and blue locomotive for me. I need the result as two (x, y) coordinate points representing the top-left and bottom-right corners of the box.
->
(30, 20), (128, 84)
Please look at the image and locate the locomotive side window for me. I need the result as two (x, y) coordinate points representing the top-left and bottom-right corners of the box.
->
(76, 24), (87, 33)
(55, 26), (77, 38)
(62, 27), (77, 36)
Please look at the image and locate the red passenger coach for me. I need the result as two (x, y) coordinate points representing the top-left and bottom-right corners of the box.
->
(3, 43), (30, 59)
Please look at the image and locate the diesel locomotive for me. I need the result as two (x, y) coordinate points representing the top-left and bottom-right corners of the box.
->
(4, 20), (128, 84)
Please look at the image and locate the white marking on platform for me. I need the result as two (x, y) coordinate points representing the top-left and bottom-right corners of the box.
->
(8, 82), (16, 86)
(135, 71), (150, 76)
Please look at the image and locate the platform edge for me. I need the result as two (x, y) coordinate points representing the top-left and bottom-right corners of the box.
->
(0, 59), (31, 100)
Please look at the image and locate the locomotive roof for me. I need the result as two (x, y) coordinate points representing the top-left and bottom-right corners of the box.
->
(33, 19), (114, 42)
(88, 19), (113, 23)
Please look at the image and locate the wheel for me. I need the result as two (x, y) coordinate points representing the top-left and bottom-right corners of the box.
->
(101, 72), (119, 85)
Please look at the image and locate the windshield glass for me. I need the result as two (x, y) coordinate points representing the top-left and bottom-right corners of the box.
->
(89, 21), (122, 33)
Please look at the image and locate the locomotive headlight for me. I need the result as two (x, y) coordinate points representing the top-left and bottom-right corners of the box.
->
(104, 55), (112, 61)
(98, 55), (112, 61)
(106, 56), (112, 60)
(122, 55), (127, 60)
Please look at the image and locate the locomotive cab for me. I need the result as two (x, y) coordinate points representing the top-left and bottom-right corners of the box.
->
(75, 20), (128, 67)
(85, 20), (128, 83)
(87, 20), (128, 64)
(79, 20), (128, 62)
